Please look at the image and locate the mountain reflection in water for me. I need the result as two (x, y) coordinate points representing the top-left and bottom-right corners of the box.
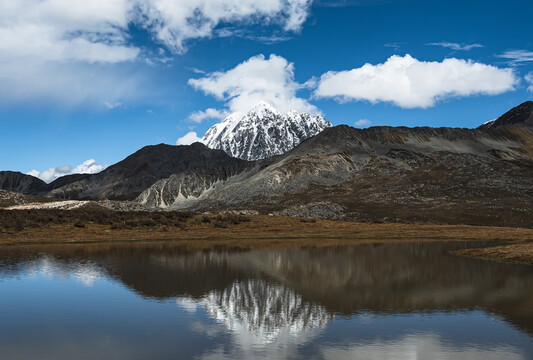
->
(0, 241), (531, 359)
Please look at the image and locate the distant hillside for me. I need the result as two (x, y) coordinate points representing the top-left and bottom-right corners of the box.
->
(0, 171), (47, 195)
(47, 142), (249, 201)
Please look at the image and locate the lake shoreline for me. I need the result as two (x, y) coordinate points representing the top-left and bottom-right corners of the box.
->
(1, 213), (531, 264)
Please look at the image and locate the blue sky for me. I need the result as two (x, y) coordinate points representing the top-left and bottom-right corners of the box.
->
(1, 0), (532, 181)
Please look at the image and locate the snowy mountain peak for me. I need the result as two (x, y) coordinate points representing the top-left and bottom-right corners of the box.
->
(248, 101), (281, 117)
(201, 103), (332, 161)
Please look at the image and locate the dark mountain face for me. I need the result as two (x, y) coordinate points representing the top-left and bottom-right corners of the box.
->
(48, 143), (249, 201)
(0, 171), (47, 195)
(47, 173), (92, 191)
(0, 171), (93, 195)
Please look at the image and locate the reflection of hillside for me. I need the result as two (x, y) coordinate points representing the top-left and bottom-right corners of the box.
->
(100, 251), (243, 299)
(241, 243), (532, 311)
(0, 241), (531, 334)
(239, 242), (533, 334)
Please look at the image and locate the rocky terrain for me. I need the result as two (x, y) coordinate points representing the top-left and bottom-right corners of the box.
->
(1, 101), (532, 227)
(479, 100), (533, 129)
(0, 190), (54, 208)
(47, 142), (249, 201)
(138, 101), (533, 226)
(202, 102), (331, 160)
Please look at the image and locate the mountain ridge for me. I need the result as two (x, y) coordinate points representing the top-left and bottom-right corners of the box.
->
(137, 103), (533, 226)
(2, 101), (533, 226)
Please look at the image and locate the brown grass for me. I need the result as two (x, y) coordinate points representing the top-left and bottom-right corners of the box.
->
(1, 209), (532, 264)
(0, 213), (531, 251)
(454, 243), (533, 265)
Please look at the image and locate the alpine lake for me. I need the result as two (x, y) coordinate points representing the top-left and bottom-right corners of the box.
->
(0, 240), (531, 359)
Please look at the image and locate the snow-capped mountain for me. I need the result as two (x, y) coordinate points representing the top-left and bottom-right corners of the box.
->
(201, 102), (332, 160)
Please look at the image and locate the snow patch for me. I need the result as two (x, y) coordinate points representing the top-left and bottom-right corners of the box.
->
(202, 102), (332, 160)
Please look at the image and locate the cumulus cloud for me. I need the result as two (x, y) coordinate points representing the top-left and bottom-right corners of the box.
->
(0, 0), (139, 64)
(1, 0), (311, 61)
(314, 54), (518, 108)
(189, 108), (229, 123)
(28, 159), (106, 183)
(526, 72), (533, 93)
(0, 0), (141, 105)
(189, 54), (319, 117)
(428, 42), (484, 51)
(355, 119), (371, 127)
(496, 50), (533, 65)
(0, 0), (312, 106)
(134, 0), (311, 54)
(177, 131), (202, 145)
(72, 159), (106, 174)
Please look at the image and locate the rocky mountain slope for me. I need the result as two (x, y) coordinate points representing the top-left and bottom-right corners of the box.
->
(47, 142), (249, 201)
(138, 102), (533, 227)
(202, 102), (332, 160)
(0, 171), (48, 194)
(2, 101), (532, 227)
(479, 100), (533, 129)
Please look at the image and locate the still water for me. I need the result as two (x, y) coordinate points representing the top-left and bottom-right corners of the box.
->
(0, 241), (532, 359)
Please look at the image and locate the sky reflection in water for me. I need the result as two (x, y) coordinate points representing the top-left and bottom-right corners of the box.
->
(0, 241), (532, 359)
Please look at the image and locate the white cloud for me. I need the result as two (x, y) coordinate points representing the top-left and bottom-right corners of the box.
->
(27, 170), (42, 178)
(496, 50), (533, 64)
(315, 54), (518, 108)
(0, 0), (139, 64)
(428, 42), (484, 51)
(384, 43), (403, 50)
(1, 0), (311, 62)
(72, 159), (106, 174)
(55, 165), (73, 173)
(320, 333), (524, 360)
(28, 159), (106, 183)
(177, 131), (202, 145)
(134, 0), (311, 54)
(189, 54), (319, 117)
(190, 67), (206, 74)
(104, 101), (123, 109)
(0, 0), (312, 106)
(189, 108), (229, 123)
(0, 0), (141, 105)
(526, 72), (533, 93)
(355, 119), (371, 127)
